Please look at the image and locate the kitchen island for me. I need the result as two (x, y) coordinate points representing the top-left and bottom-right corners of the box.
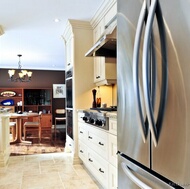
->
(0, 108), (11, 166)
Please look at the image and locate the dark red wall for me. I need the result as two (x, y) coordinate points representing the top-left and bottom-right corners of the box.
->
(0, 69), (65, 124)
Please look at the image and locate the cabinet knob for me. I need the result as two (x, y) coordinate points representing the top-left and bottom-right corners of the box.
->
(88, 158), (93, 162)
(96, 76), (100, 79)
(98, 142), (104, 146)
(99, 168), (104, 173)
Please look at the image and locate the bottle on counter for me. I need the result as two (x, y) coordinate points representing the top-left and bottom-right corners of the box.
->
(96, 86), (101, 108)
(92, 89), (97, 108)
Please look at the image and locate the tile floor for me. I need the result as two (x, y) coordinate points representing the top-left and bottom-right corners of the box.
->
(0, 152), (102, 189)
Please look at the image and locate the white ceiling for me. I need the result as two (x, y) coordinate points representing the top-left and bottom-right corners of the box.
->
(0, 0), (104, 71)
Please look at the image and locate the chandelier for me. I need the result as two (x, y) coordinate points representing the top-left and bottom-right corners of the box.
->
(8, 54), (32, 82)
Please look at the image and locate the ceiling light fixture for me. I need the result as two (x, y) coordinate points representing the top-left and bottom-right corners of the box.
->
(8, 54), (32, 82)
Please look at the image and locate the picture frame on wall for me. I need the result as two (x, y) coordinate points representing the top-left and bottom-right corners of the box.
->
(53, 84), (66, 98)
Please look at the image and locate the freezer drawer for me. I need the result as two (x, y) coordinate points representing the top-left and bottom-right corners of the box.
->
(118, 155), (183, 189)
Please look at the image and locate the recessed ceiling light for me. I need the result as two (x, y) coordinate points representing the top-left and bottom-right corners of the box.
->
(54, 18), (60, 23)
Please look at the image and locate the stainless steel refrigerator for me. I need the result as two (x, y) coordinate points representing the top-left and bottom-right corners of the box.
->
(117, 0), (190, 188)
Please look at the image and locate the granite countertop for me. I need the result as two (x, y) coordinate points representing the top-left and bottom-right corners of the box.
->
(106, 111), (117, 119)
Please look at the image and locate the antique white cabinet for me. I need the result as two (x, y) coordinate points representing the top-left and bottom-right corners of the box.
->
(0, 110), (11, 166)
(63, 20), (95, 163)
(92, 0), (117, 86)
(78, 112), (118, 189)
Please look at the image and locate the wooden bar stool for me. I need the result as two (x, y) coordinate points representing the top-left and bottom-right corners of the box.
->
(54, 109), (66, 140)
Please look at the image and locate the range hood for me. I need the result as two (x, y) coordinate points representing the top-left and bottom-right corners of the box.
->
(85, 20), (117, 58)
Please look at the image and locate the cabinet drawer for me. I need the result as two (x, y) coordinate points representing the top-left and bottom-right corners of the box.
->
(78, 141), (87, 162)
(87, 128), (108, 160)
(78, 125), (87, 143)
(87, 148), (109, 189)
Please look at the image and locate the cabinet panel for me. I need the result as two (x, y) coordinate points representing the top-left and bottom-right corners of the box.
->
(108, 134), (117, 167)
(109, 163), (118, 189)
(109, 118), (117, 135)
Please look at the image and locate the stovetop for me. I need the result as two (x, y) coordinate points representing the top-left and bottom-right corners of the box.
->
(90, 106), (117, 112)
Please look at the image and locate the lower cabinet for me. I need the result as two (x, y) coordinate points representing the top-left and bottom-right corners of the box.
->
(41, 114), (52, 127)
(78, 120), (117, 189)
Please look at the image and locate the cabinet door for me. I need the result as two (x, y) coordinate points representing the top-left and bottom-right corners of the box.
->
(66, 35), (73, 70)
(41, 114), (52, 127)
(93, 20), (105, 83)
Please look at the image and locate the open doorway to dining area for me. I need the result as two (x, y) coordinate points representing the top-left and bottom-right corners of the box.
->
(10, 119), (66, 156)
(9, 108), (66, 156)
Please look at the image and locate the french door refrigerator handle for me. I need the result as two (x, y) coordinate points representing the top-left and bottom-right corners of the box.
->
(142, 0), (158, 147)
(133, 0), (148, 143)
(143, 0), (168, 147)
(154, 0), (168, 141)
(121, 162), (152, 189)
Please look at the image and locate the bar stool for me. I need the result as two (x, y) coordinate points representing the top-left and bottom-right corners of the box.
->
(23, 113), (42, 143)
(54, 109), (66, 140)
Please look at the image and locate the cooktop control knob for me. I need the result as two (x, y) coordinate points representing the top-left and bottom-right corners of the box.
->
(82, 117), (88, 122)
(96, 119), (104, 126)
(95, 119), (100, 125)
(89, 118), (94, 124)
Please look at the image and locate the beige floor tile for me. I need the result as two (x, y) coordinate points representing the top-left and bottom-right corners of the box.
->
(0, 183), (21, 189)
(0, 152), (100, 189)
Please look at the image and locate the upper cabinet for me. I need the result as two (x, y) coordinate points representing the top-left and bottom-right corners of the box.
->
(91, 0), (117, 86)
(93, 19), (106, 83)
(65, 33), (74, 71)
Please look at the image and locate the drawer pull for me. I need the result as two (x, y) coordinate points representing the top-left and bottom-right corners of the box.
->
(99, 168), (104, 173)
(88, 158), (93, 162)
(80, 150), (83, 153)
(98, 142), (104, 146)
(80, 131), (83, 134)
(88, 136), (93, 139)
(96, 76), (100, 79)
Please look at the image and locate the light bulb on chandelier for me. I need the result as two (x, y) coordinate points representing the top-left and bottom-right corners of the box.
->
(8, 54), (32, 82)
